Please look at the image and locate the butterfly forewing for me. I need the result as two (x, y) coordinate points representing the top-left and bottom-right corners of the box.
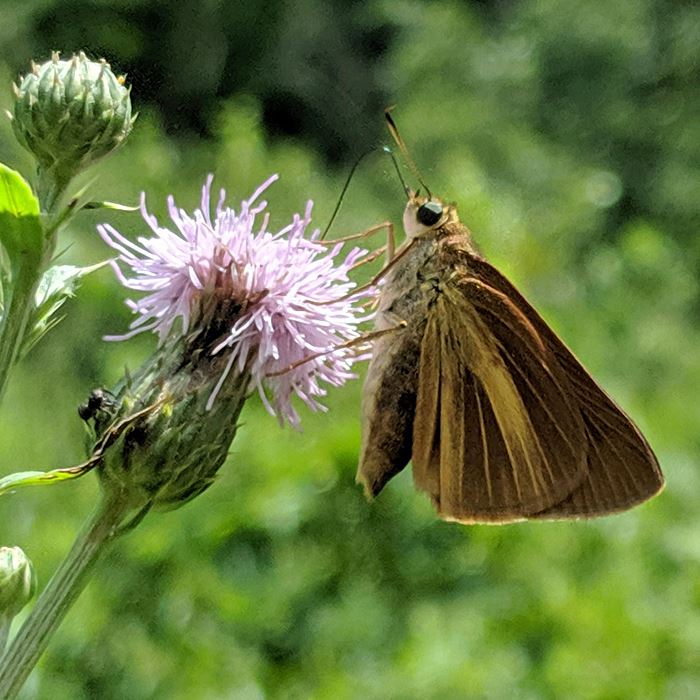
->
(532, 345), (664, 517)
(460, 249), (664, 518)
(412, 242), (590, 522)
(412, 312), (441, 498)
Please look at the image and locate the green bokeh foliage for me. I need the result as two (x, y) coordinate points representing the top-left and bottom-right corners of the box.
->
(0, 0), (698, 697)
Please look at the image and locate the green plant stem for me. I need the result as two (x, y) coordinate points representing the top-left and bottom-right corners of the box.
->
(36, 169), (68, 215)
(0, 166), (67, 403)
(0, 494), (129, 699)
(0, 264), (42, 403)
(0, 614), (9, 657)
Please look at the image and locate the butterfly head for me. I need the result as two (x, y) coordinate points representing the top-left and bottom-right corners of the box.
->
(403, 191), (458, 239)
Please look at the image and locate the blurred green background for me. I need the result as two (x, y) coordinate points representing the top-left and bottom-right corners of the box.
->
(1, 0), (699, 697)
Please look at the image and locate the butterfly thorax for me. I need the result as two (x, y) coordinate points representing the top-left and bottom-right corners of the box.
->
(376, 220), (478, 328)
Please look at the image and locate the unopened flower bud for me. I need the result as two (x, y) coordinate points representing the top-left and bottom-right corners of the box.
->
(11, 51), (133, 209)
(0, 547), (36, 620)
(95, 329), (252, 511)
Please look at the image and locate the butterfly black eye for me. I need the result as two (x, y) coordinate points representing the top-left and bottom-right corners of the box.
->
(417, 201), (443, 226)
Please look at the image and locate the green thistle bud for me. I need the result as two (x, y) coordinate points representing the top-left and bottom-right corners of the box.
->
(0, 547), (36, 620)
(91, 318), (251, 514)
(10, 51), (134, 210)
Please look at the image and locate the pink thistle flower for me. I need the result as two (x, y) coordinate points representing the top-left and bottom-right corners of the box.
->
(98, 175), (374, 427)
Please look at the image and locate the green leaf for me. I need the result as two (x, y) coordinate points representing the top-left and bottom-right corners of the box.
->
(21, 260), (110, 357)
(0, 164), (45, 399)
(82, 200), (140, 212)
(0, 163), (44, 327)
(0, 163), (42, 268)
(0, 163), (40, 219)
(0, 463), (95, 496)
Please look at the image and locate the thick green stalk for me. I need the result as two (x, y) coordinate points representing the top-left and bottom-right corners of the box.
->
(0, 178), (60, 403)
(0, 494), (129, 698)
(36, 169), (69, 217)
(0, 614), (9, 657)
(0, 262), (43, 403)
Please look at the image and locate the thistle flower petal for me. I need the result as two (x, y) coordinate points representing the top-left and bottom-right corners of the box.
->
(99, 175), (375, 427)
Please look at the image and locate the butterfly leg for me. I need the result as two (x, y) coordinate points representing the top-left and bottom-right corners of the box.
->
(321, 221), (397, 278)
(350, 245), (388, 272)
(319, 220), (395, 262)
(312, 232), (421, 308)
(265, 321), (408, 378)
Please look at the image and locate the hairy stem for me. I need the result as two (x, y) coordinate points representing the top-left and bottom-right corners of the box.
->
(0, 494), (129, 698)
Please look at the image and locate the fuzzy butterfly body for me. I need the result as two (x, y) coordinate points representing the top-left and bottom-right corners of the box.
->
(358, 193), (664, 523)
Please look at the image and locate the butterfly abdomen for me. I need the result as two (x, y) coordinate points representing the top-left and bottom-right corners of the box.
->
(357, 237), (441, 497)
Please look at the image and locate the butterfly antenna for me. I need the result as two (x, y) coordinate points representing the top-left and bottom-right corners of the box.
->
(382, 146), (411, 197)
(321, 147), (376, 240)
(384, 107), (432, 199)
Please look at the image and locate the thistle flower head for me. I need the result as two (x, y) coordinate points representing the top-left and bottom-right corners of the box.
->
(98, 175), (373, 427)
(11, 51), (133, 209)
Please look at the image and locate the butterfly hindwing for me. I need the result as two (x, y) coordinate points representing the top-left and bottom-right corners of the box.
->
(358, 321), (423, 498)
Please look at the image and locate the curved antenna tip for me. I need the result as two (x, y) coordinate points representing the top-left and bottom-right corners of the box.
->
(383, 109), (431, 199)
(321, 147), (376, 240)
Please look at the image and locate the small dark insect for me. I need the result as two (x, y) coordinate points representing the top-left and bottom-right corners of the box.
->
(78, 388), (119, 424)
